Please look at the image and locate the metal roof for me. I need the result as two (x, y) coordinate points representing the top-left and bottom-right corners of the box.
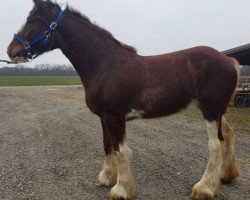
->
(222, 43), (250, 65)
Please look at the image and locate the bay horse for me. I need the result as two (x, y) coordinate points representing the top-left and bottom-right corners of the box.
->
(7, 0), (240, 199)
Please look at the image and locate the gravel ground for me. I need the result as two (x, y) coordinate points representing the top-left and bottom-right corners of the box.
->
(0, 86), (249, 200)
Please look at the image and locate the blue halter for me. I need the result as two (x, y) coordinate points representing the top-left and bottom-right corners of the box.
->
(14, 9), (65, 60)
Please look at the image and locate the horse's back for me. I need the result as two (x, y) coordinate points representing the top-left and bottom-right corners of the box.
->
(141, 46), (237, 93)
(142, 46), (232, 68)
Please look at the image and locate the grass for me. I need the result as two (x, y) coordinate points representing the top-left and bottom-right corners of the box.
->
(181, 104), (250, 132)
(0, 76), (81, 86)
(225, 106), (250, 132)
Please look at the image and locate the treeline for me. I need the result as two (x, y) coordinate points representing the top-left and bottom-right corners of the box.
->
(0, 64), (77, 76)
(0, 64), (249, 76)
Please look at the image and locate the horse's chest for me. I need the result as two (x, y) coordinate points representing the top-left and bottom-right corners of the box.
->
(84, 90), (102, 115)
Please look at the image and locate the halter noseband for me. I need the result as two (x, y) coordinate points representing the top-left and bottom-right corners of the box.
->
(14, 9), (65, 60)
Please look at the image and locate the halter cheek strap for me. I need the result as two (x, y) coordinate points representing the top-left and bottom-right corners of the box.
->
(14, 9), (64, 60)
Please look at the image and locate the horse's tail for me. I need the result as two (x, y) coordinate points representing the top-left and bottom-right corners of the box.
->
(217, 57), (241, 141)
(230, 57), (241, 104)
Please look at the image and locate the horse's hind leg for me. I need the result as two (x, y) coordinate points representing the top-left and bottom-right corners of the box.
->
(102, 114), (136, 200)
(96, 118), (118, 187)
(220, 116), (239, 182)
(192, 120), (221, 199)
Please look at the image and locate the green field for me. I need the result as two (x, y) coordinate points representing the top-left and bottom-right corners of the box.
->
(181, 104), (250, 132)
(0, 76), (81, 86)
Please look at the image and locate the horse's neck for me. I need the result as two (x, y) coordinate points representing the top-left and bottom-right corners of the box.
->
(59, 16), (118, 85)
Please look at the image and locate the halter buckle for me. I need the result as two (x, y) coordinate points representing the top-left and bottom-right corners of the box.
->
(27, 52), (32, 59)
(50, 22), (57, 30)
(45, 31), (51, 39)
(24, 42), (30, 49)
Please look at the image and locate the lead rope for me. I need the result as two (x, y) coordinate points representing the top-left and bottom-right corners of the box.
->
(0, 59), (29, 64)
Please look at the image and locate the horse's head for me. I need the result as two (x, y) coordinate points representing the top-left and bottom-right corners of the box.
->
(7, 0), (63, 62)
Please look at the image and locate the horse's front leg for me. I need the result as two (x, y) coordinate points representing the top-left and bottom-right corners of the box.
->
(96, 118), (118, 187)
(102, 114), (136, 200)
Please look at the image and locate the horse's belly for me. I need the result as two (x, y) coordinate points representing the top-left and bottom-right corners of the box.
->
(134, 86), (192, 118)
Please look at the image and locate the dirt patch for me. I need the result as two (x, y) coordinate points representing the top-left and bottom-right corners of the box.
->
(0, 86), (249, 200)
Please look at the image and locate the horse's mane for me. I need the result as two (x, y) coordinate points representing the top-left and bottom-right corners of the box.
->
(66, 5), (137, 53)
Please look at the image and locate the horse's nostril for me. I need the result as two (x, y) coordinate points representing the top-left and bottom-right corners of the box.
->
(7, 49), (12, 57)
(10, 51), (16, 58)
(9, 50), (21, 58)
(7, 50), (17, 59)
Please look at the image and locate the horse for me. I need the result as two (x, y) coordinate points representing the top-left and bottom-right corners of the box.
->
(7, 0), (240, 199)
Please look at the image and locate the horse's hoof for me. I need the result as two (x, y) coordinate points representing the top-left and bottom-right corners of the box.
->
(109, 183), (135, 200)
(191, 181), (219, 200)
(96, 171), (117, 187)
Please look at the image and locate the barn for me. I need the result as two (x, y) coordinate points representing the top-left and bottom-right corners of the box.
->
(223, 43), (250, 65)
(223, 43), (250, 106)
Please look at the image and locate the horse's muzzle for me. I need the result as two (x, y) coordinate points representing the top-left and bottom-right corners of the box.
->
(7, 42), (27, 62)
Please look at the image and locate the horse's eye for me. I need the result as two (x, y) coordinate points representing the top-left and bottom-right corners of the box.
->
(27, 16), (43, 24)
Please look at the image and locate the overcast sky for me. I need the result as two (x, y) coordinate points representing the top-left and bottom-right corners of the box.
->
(0, 0), (249, 68)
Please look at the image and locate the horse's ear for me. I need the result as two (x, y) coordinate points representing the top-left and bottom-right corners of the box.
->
(33, 0), (44, 9)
